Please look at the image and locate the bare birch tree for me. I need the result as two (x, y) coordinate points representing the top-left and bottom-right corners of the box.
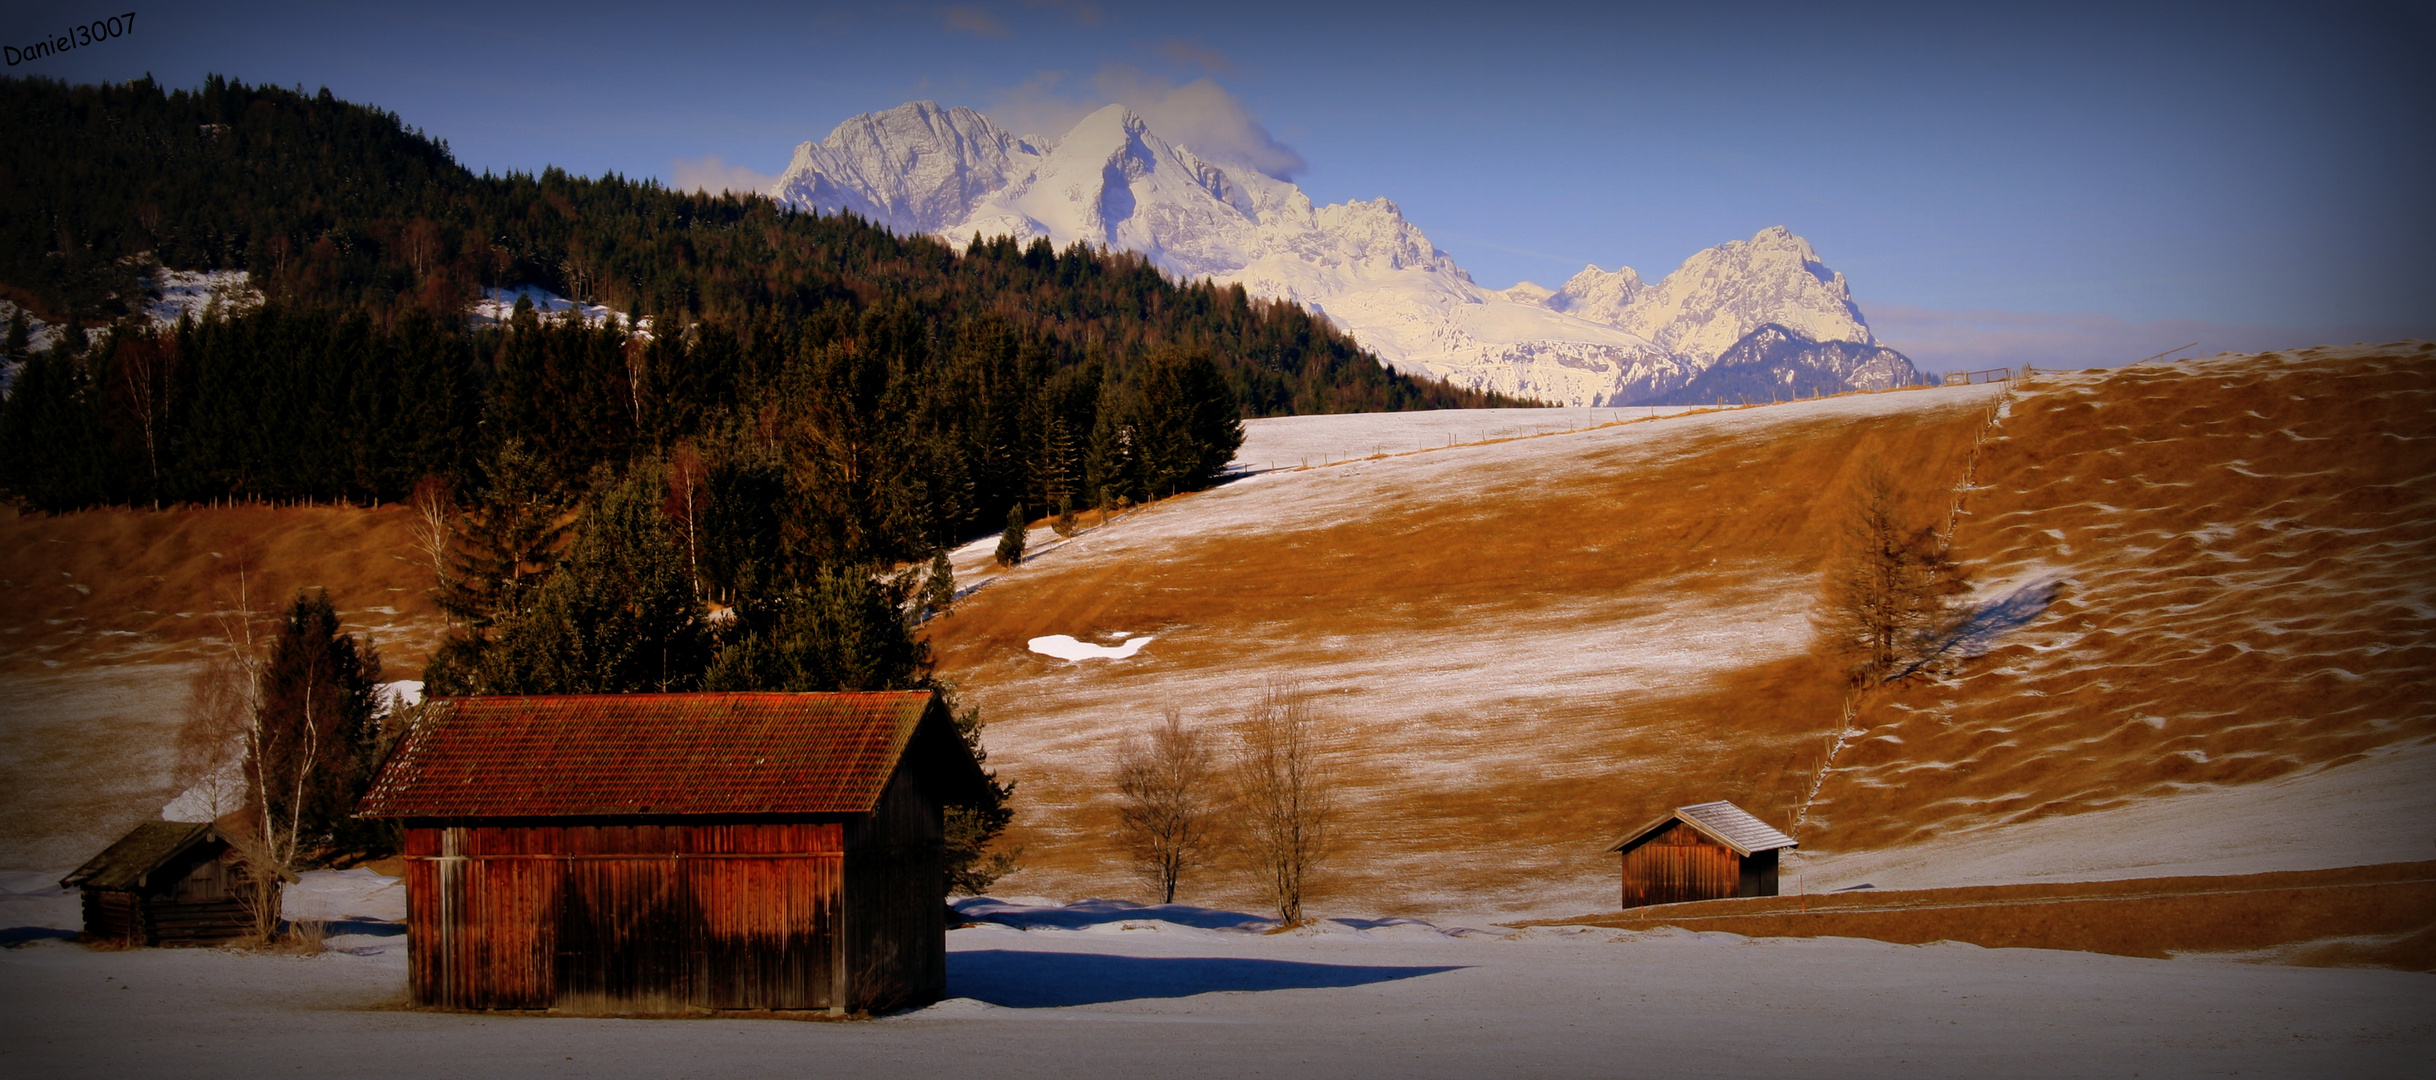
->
(1114, 708), (1217, 904)
(169, 652), (255, 823)
(1817, 463), (1970, 685)
(408, 475), (454, 602)
(1229, 680), (1335, 924)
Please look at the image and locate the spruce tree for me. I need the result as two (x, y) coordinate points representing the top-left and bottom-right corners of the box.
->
(422, 440), (576, 694)
(920, 548), (957, 620)
(945, 700), (1020, 895)
(995, 503), (1027, 567)
(704, 563), (928, 691)
(248, 590), (392, 866)
(477, 463), (709, 693)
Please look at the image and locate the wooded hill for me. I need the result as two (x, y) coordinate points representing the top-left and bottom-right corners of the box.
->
(0, 74), (1521, 537)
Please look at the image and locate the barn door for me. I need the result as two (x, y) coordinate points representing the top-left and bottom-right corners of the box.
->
(554, 856), (695, 1014)
(689, 853), (841, 1010)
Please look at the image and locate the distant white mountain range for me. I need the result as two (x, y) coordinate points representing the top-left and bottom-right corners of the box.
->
(768, 101), (1919, 406)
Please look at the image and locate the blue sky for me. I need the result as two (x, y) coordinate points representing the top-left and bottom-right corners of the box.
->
(9, 0), (2431, 367)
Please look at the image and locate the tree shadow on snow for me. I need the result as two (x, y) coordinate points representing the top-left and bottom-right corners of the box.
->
(947, 950), (1464, 1008)
(955, 897), (1274, 932)
(1946, 576), (2063, 656)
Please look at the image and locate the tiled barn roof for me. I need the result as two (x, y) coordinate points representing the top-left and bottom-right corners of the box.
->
(358, 691), (982, 818)
(1606, 799), (1799, 856)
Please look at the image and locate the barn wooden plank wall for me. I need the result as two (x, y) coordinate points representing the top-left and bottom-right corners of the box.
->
(405, 820), (853, 1012)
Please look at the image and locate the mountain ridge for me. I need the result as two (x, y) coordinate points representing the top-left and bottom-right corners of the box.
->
(768, 101), (1922, 406)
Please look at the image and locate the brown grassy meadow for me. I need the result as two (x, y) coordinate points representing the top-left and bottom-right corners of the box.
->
(3, 343), (2428, 928)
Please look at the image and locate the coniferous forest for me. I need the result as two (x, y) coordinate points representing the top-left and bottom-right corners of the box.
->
(0, 74), (1517, 524)
(1, 74), (1525, 883)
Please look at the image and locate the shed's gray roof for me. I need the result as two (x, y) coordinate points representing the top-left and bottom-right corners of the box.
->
(1676, 801), (1798, 855)
(1606, 799), (1799, 857)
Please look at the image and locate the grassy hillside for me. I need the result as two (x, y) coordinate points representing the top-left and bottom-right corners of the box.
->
(1816, 343), (2436, 849)
(2, 343), (2426, 922)
(920, 343), (2434, 916)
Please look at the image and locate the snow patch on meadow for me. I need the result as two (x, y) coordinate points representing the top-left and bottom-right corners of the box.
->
(1027, 634), (1154, 661)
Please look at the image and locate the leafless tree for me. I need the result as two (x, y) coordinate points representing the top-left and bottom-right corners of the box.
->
(408, 475), (454, 597)
(1229, 680), (1335, 924)
(169, 652), (254, 824)
(113, 334), (175, 507)
(664, 444), (708, 595)
(1817, 463), (1971, 685)
(1114, 707), (1218, 904)
(198, 566), (286, 942)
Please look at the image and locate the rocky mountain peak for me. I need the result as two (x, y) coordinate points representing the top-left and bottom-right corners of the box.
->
(764, 105), (1916, 406)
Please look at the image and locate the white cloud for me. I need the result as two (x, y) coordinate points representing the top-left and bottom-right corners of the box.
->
(982, 71), (1097, 143)
(1866, 303), (2429, 373)
(668, 156), (779, 197)
(983, 66), (1308, 180)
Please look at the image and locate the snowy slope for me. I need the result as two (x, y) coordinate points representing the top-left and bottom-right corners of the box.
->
(766, 102), (1919, 406)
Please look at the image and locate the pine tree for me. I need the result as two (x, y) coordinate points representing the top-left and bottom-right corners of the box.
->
(478, 463), (709, 693)
(919, 548), (957, 620)
(994, 503), (1027, 567)
(247, 590), (391, 868)
(945, 699), (1020, 896)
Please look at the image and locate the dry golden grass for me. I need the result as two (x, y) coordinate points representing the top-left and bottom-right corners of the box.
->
(928, 387), (1998, 915)
(0, 503), (442, 869)
(1540, 860), (2436, 971)
(1817, 343), (2436, 850)
(929, 344), (2435, 916)
(0, 502), (445, 677)
(4, 343), (2425, 932)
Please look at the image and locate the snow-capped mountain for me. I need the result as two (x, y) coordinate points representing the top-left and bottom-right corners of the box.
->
(767, 101), (1918, 405)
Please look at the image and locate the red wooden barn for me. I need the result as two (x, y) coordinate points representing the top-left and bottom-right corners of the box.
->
(356, 690), (988, 1015)
(1606, 800), (1798, 908)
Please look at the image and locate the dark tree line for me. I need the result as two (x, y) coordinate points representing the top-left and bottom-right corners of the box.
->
(2, 74), (1520, 521)
(3, 72), (1532, 893)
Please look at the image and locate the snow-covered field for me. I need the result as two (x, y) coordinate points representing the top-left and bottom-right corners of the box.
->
(1796, 737), (2436, 891)
(2, 896), (2428, 1079)
(1233, 404), (1702, 472)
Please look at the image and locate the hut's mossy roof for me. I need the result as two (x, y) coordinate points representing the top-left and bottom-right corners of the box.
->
(63, 822), (214, 891)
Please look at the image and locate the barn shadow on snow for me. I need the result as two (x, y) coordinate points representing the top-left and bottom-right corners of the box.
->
(947, 950), (1464, 1008)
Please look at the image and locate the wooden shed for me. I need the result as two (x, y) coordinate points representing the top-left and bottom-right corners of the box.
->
(1606, 800), (1798, 908)
(356, 690), (987, 1015)
(63, 822), (273, 947)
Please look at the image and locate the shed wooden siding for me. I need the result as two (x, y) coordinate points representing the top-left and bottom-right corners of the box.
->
(1620, 821), (1742, 908)
(405, 819), (857, 1012)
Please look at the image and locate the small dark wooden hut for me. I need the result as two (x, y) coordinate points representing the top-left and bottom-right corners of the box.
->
(356, 691), (987, 1015)
(63, 822), (271, 946)
(1606, 800), (1798, 908)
